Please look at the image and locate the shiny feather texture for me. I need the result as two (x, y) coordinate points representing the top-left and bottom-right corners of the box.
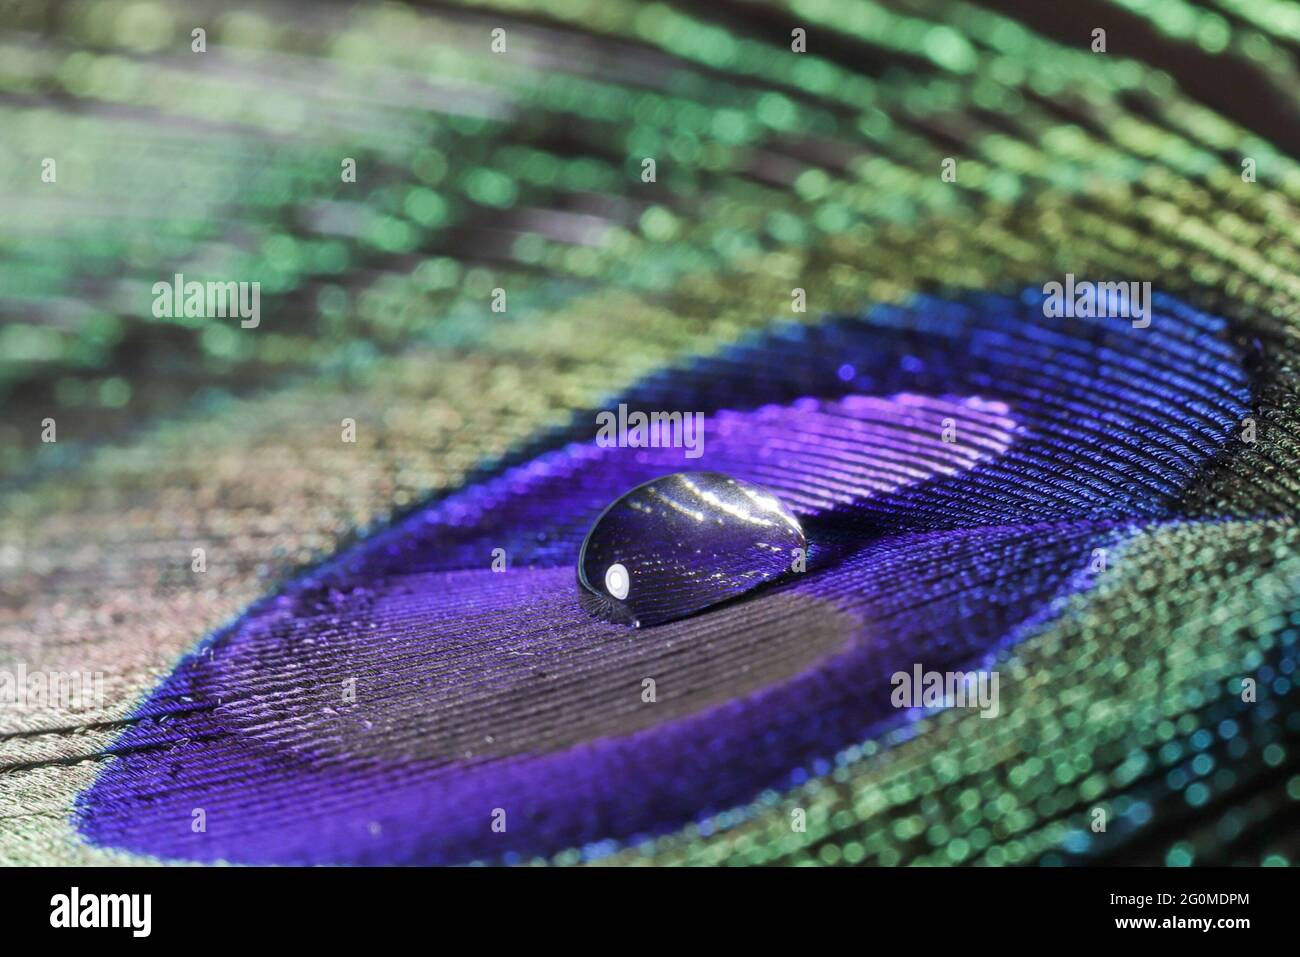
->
(2, 0), (1299, 866)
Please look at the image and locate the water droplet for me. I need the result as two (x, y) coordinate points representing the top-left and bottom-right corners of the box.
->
(578, 472), (806, 627)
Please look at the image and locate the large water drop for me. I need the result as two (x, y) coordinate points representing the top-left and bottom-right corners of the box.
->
(578, 472), (806, 627)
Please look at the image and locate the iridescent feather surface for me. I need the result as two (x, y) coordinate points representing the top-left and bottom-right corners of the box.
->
(1, 0), (1298, 866)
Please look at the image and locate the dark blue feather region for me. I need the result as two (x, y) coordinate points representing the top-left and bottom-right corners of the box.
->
(75, 289), (1251, 864)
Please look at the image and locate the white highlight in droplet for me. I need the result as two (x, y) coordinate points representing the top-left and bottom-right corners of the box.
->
(605, 562), (630, 600)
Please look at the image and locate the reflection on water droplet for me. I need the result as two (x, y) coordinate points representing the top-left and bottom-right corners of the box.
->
(604, 562), (630, 600)
(578, 472), (806, 627)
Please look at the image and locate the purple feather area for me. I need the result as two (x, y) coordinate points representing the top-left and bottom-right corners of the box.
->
(76, 290), (1251, 864)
